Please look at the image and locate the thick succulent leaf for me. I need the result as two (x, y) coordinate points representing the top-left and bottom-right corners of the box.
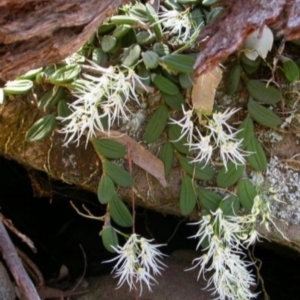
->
(217, 163), (245, 188)
(246, 80), (281, 104)
(226, 63), (242, 95)
(152, 74), (180, 95)
(3, 79), (33, 95)
(143, 104), (169, 143)
(167, 124), (189, 154)
(103, 160), (133, 187)
(101, 226), (119, 253)
(49, 64), (81, 84)
(179, 156), (215, 181)
(97, 175), (115, 204)
(237, 179), (257, 213)
(109, 195), (133, 227)
(26, 114), (56, 142)
(237, 116), (254, 148)
(180, 175), (197, 216)
(282, 57), (300, 82)
(220, 195), (240, 216)
(162, 93), (185, 110)
(198, 188), (222, 212)
(245, 136), (267, 171)
(158, 142), (174, 176)
(92, 138), (126, 159)
(248, 100), (282, 127)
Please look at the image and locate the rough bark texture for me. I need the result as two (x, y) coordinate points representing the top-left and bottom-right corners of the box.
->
(0, 0), (127, 80)
(1, 0), (300, 80)
(194, 0), (300, 75)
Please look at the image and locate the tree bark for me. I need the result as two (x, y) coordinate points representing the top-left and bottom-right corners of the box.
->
(0, 0), (127, 80)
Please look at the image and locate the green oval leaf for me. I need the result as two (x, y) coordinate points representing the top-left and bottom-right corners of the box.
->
(137, 67), (151, 86)
(26, 114), (56, 142)
(97, 175), (115, 204)
(20, 67), (43, 80)
(240, 53), (261, 67)
(152, 74), (180, 95)
(113, 24), (132, 39)
(38, 86), (65, 111)
(57, 100), (72, 123)
(217, 162), (245, 188)
(153, 43), (170, 57)
(162, 92), (185, 110)
(179, 156), (215, 181)
(143, 104), (169, 143)
(122, 44), (141, 67)
(98, 23), (116, 35)
(168, 124), (189, 154)
(103, 160), (133, 187)
(248, 100), (282, 127)
(179, 73), (194, 89)
(180, 175), (197, 216)
(160, 54), (195, 73)
(142, 51), (160, 69)
(109, 195), (133, 227)
(145, 3), (163, 40)
(237, 179), (257, 213)
(158, 142), (174, 176)
(101, 226), (119, 253)
(49, 64), (81, 84)
(198, 188), (222, 212)
(282, 58), (299, 82)
(237, 116), (254, 148)
(3, 79), (33, 95)
(92, 48), (108, 66)
(136, 31), (156, 45)
(220, 195), (240, 216)
(92, 138), (126, 159)
(245, 136), (267, 171)
(246, 80), (281, 104)
(101, 35), (117, 53)
(226, 64), (242, 95)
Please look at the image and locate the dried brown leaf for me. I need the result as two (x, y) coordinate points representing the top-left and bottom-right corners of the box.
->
(192, 66), (222, 119)
(96, 131), (168, 188)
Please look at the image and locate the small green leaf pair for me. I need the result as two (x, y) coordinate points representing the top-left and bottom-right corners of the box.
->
(198, 188), (239, 216)
(97, 174), (133, 227)
(26, 114), (57, 142)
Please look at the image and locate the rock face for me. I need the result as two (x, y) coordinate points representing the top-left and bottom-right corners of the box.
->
(76, 251), (216, 300)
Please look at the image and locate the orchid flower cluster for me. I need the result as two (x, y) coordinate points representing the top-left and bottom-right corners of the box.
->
(58, 63), (147, 146)
(189, 208), (259, 300)
(188, 174), (289, 300)
(105, 233), (166, 295)
(159, 8), (195, 43)
(170, 107), (249, 170)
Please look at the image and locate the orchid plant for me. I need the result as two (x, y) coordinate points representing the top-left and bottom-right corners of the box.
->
(1, 0), (292, 299)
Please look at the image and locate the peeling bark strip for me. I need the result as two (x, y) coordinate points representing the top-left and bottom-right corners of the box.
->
(283, 0), (300, 39)
(0, 0), (127, 80)
(194, 0), (300, 75)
